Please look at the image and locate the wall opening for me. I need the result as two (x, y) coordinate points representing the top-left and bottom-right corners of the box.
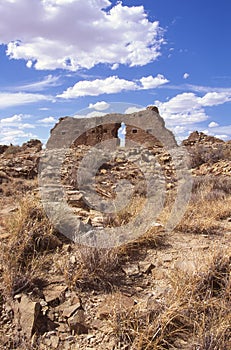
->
(117, 122), (126, 147)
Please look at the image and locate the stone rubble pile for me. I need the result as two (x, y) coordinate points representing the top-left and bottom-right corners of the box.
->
(182, 131), (231, 177)
(182, 131), (225, 146)
(39, 144), (178, 231)
(0, 252), (168, 349)
(0, 140), (42, 185)
(0, 131), (231, 349)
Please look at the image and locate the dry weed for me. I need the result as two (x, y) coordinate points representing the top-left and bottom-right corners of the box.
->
(110, 252), (230, 349)
(1, 195), (61, 296)
(175, 176), (231, 235)
(54, 245), (124, 292)
(188, 144), (230, 168)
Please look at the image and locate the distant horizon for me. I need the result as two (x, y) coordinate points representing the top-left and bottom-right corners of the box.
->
(2, 111), (230, 147)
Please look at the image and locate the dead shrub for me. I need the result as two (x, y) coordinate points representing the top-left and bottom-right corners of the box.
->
(189, 144), (227, 168)
(56, 245), (125, 292)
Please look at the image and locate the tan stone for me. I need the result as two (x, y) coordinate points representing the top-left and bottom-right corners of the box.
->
(68, 309), (88, 335)
(15, 294), (41, 337)
(62, 300), (81, 318)
(138, 261), (155, 274)
(43, 284), (67, 305)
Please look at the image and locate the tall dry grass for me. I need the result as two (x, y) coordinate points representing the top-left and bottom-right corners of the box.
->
(0, 196), (61, 297)
(110, 252), (231, 349)
(174, 176), (231, 235)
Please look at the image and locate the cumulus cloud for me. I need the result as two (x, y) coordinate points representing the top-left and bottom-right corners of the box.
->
(38, 116), (56, 124)
(124, 106), (144, 114)
(208, 121), (219, 128)
(205, 125), (231, 140)
(156, 91), (231, 126)
(140, 74), (169, 89)
(0, 114), (37, 144)
(74, 111), (107, 118)
(155, 91), (231, 140)
(111, 63), (119, 70)
(155, 92), (206, 125)
(0, 92), (52, 108)
(0, 130), (37, 145)
(0, 114), (22, 124)
(183, 73), (189, 79)
(0, 114), (34, 128)
(58, 74), (168, 98)
(199, 92), (231, 106)
(57, 76), (137, 98)
(214, 134), (228, 140)
(88, 101), (110, 111)
(0, 0), (164, 71)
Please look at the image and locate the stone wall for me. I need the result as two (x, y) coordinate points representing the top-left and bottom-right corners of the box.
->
(47, 108), (177, 150)
(72, 123), (163, 148)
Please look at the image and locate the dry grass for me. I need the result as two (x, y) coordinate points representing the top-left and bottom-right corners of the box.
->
(104, 195), (146, 227)
(54, 245), (124, 292)
(55, 228), (166, 292)
(117, 227), (166, 263)
(110, 252), (231, 349)
(175, 176), (231, 235)
(1, 141), (231, 349)
(0, 195), (61, 297)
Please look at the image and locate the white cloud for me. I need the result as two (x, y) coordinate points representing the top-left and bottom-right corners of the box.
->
(38, 116), (56, 124)
(171, 125), (187, 134)
(140, 74), (169, 89)
(155, 92), (206, 125)
(57, 76), (137, 98)
(0, 129), (37, 145)
(205, 125), (231, 139)
(88, 101), (110, 111)
(0, 114), (34, 129)
(199, 92), (231, 106)
(124, 106), (144, 114)
(155, 91), (231, 140)
(208, 121), (219, 128)
(0, 0), (164, 71)
(156, 91), (231, 127)
(58, 74), (168, 98)
(0, 92), (52, 108)
(214, 134), (228, 140)
(111, 63), (119, 70)
(26, 60), (33, 68)
(74, 111), (106, 118)
(0, 113), (37, 144)
(0, 114), (22, 124)
(16, 75), (60, 91)
(183, 73), (189, 79)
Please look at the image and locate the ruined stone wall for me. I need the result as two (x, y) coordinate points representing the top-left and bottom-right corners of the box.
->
(47, 108), (177, 150)
(72, 123), (162, 148)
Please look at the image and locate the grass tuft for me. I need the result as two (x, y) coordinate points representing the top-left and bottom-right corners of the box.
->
(0, 196), (61, 296)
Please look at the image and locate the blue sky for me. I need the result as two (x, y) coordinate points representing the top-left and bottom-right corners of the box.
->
(0, 0), (231, 145)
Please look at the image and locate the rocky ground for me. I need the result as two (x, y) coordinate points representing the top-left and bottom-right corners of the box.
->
(0, 132), (230, 349)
